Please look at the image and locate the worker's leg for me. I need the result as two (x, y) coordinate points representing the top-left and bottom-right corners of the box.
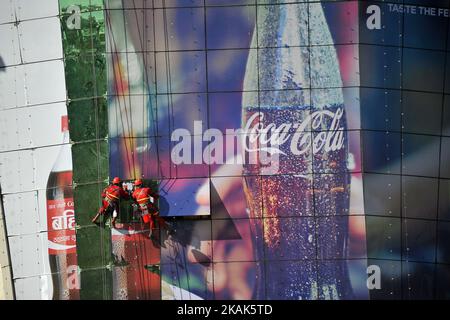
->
(148, 211), (156, 238)
(92, 200), (108, 223)
(153, 214), (167, 229)
(148, 205), (167, 229)
(111, 202), (118, 228)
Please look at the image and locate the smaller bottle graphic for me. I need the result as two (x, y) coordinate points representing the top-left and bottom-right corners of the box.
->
(46, 115), (79, 300)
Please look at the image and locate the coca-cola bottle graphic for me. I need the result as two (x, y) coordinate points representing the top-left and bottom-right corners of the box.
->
(46, 115), (79, 299)
(242, 2), (353, 299)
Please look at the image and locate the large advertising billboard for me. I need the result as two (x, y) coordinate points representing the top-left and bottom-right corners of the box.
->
(105, 0), (363, 300)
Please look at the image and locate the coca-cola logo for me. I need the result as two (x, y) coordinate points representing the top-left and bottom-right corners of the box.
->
(243, 108), (345, 157)
(170, 107), (345, 172)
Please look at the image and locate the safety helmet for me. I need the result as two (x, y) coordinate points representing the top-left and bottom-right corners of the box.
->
(112, 177), (121, 184)
(134, 179), (143, 187)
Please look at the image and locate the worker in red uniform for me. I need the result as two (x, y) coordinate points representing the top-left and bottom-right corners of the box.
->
(92, 177), (130, 228)
(131, 179), (167, 238)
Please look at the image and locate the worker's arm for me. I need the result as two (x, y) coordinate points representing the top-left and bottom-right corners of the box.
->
(119, 188), (130, 199)
(101, 188), (107, 199)
(150, 188), (159, 201)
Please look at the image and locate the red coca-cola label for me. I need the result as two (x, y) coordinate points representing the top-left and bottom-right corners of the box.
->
(47, 198), (76, 255)
(61, 115), (69, 132)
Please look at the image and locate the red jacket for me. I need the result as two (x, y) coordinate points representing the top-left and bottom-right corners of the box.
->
(102, 184), (129, 203)
(132, 187), (158, 205)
